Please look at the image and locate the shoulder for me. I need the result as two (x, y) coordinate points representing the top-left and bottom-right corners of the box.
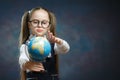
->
(20, 44), (27, 50)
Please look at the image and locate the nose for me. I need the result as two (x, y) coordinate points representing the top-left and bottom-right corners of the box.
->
(38, 22), (42, 28)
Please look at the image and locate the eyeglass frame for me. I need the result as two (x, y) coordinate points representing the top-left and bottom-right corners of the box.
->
(28, 19), (51, 28)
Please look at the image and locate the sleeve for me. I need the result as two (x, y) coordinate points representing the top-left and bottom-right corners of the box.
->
(19, 44), (29, 69)
(54, 39), (70, 54)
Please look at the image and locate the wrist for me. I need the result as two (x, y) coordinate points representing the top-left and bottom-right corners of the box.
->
(56, 38), (63, 45)
(22, 62), (28, 71)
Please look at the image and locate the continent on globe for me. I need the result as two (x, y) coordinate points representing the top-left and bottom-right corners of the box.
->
(28, 37), (51, 61)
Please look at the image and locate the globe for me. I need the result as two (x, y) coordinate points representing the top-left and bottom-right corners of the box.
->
(27, 36), (51, 61)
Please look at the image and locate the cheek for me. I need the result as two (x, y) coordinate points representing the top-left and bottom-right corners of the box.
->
(42, 29), (48, 34)
(45, 28), (49, 31)
(30, 27), (36, 34)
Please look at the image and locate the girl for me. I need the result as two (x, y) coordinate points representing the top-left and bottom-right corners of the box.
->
(19, 7), (70, 80)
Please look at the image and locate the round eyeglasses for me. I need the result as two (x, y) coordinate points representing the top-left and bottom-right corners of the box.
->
(29, 19), (50, 28)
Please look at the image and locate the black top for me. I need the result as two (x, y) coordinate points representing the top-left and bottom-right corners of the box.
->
(43, 43), (58, 75)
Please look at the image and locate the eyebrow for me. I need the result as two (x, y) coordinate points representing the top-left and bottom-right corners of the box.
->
(30, 19), (49, 22)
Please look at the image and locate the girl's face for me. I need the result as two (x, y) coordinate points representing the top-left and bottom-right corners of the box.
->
(28, 9), (50, 36)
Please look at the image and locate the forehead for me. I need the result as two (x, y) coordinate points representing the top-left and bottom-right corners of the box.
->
(30, 9), (49, 20)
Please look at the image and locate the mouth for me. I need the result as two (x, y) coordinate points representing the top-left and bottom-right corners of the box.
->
(36, 29), (43, 33)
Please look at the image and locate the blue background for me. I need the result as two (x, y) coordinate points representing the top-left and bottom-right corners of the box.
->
(0, 0), (119, 80)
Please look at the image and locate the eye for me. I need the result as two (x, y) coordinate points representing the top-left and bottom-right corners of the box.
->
(32, 20), (39, 24)
(42, 21), (48, 24)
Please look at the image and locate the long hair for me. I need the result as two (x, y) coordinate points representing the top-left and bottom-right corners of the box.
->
(19, 7), (58, 80)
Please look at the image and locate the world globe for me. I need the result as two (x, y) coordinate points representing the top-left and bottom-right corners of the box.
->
(28, 36), (51, 61)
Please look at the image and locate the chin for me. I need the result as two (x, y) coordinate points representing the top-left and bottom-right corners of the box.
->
(36, 33), (45, 37)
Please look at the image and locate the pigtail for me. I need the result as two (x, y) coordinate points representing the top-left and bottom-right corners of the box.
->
(49, 12), (56, 36)
(19, 11), (30, 80)
(20, 70), (26, 80)
(19, 11), (30, 46)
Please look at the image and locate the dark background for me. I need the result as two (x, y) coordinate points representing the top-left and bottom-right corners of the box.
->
(0, 0), (120, 80)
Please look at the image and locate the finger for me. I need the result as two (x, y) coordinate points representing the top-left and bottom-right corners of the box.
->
(51, 36), (55, 41)
(34, 64), (44, 68)
(36, 62), (43, 65)
(31, 65), (45, 71)
(31, 67), (45, 72)
(49, 32), (53, 39)
(48, 33), (54, 42)
(47, 32), (51, 40)
(46, 30), (50, 39)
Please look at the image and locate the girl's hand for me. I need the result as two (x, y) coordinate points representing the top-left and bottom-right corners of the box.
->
(24, 61), (45, 72)
(47, 30), (63, 45)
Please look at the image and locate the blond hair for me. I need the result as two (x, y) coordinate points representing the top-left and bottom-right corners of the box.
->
(19, 7), (58, 80)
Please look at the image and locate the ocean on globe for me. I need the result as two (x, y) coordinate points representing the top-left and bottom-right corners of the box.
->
(28, 36), (51, 61)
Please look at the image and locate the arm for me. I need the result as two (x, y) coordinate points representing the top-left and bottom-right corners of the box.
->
(19, 44), (45, 72)
(46, 31), (70, 54)
(19, 44), (29, 70)
(54, 39), (70, 54)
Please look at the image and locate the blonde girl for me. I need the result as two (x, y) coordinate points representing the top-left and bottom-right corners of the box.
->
(19, 7), (70, 80)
